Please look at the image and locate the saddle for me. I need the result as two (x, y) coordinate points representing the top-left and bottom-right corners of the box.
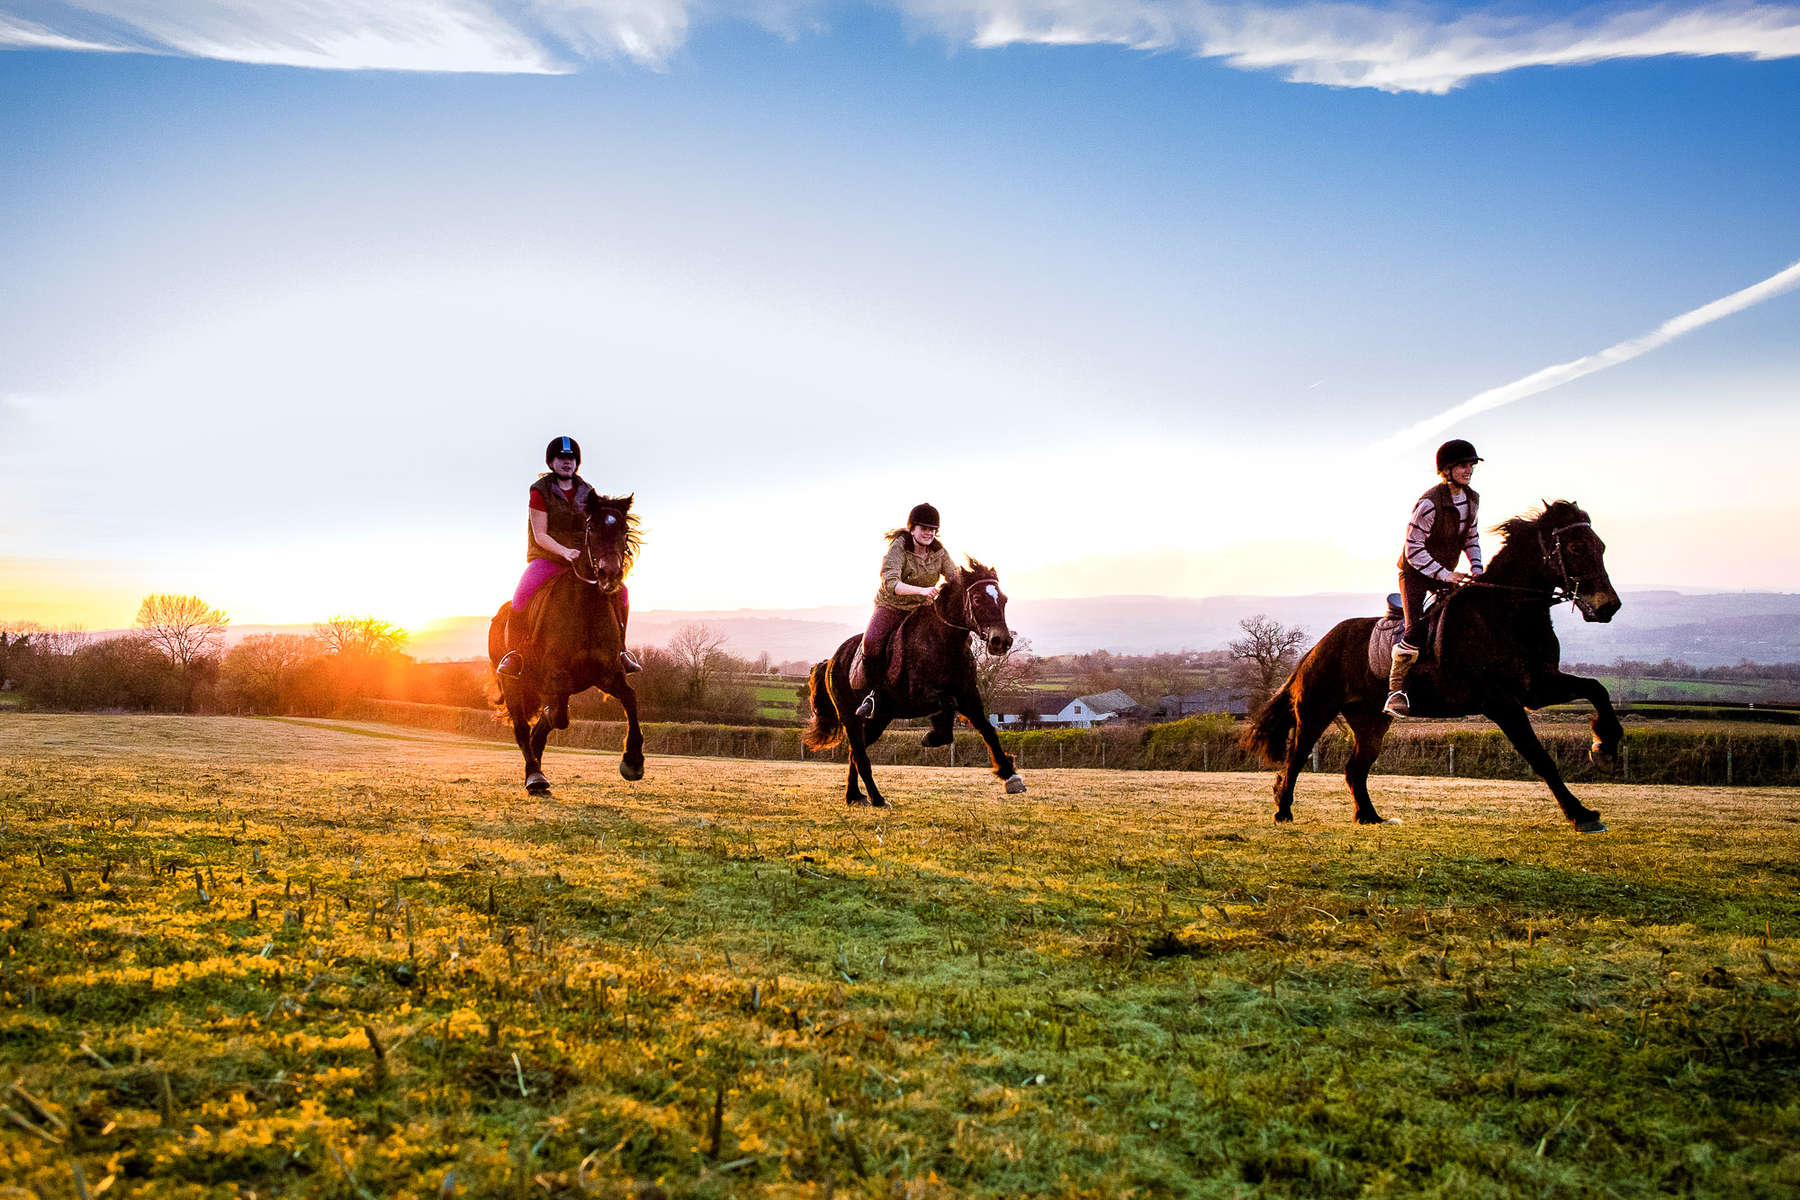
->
(1366, 591), (1446, 680)
(856, 609), (924, 690)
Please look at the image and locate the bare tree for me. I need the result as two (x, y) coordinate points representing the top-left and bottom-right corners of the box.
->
(668, 623), (732, 707)
(975, 634), (1040, 714)
(135, 593), (230, 711)
(1229, 613), (1308, 712)
(1, 621), (41, 687)
(314, 615), (408, 657)
(220, 633), (320, 713)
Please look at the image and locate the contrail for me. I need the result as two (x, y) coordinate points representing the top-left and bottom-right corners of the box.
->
(1376, 256), (1800, 454)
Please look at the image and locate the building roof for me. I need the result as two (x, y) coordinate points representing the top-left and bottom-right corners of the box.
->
(1075, 688), (1139, 715)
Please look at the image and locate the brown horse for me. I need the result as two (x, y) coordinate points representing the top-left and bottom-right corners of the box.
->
(1242, 501), (1624, 832)
(487, 494), (644, 794)
(804, 560), (1024, 807)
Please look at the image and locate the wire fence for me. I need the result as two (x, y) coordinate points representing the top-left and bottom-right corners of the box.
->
(341, 701), (1800, 786)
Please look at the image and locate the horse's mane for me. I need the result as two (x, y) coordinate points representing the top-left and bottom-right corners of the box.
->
(585, 493), (643, 573)
(959, 556), (998, 585)
(1491, 499), (1588, 546)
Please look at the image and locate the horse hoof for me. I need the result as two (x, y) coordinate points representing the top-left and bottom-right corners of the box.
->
(619, 760), (644, 782)
(846, 796), (870, 807)
(1589, 743), (1619, 772)
(1356, 814), (1398, 825)
(525, 774), (550, 796)
(921, 730), (952, 748)
(1576, 818), (1609, 834)
(1004, 774), (1027, 794)
(1274, 810), (1294, 823)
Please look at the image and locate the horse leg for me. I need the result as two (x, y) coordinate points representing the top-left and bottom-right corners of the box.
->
(1274, 701), (1336, 824)
(1527, 671), (1624, 772)
(525, 711), (554, 795)
(507, 700), (545, 793)
(956, 694), (1023, 794)
(610, 675), (646, 781)
(1483, 704), (1606, 832)
(921, 709), (954, 748)
(843, 715), (888, 808)
(1343, 709), (1394, 825)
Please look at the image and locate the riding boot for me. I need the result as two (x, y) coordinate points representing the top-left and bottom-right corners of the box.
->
(496, 609), (527, 678)
(854, 653), (885, 719)
(1383, 642), (1420, 717)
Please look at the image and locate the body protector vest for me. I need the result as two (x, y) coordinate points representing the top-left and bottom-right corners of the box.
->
(528, 474), (593, 564)
(1397, 482), (1479, 577)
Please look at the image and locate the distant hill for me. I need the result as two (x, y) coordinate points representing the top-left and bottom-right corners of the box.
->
(139, 589), (1800, 668)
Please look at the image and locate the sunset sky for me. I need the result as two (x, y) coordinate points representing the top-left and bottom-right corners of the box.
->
(3, 1), (1798, 635)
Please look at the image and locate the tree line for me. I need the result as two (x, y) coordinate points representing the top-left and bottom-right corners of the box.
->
(0, 598), (795, 724)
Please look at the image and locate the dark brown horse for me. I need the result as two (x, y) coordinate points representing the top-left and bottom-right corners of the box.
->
(487, 494), (644, 794)
(1242, 501), (1624, 832)
(804, 560), (1025, 807)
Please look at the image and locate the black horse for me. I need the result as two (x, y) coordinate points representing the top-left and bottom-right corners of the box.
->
(804, 559), (1025, 807)
(1242, 501), (1623, 831)
(487, 494), (644, 794)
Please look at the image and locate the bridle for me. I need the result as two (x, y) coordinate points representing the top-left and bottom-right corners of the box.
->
(944, 576), (1006, 640)
(1465, 519), (1597, 612)
(570, 509), (629, 589)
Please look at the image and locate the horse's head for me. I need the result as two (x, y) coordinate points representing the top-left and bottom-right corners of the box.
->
(1496, 501), (1620, 623)
(579, 493), (640, 595)
(951, 558), (1015, 655)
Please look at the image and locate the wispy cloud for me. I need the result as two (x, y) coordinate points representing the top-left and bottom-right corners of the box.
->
(0, 12), (128, 52)
(2, 0), (569, 72)
(5, 1), (1800, 87)
(900, 1), (1800, 93)
(1375, 255), (1800, 454)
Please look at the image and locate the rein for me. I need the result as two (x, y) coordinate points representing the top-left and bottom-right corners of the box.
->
(1462, 520), (1593, 607)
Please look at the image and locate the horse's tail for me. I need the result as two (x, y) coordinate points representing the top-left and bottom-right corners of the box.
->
(802, 659), (842, 751)
(1241, 670), (1300, 766)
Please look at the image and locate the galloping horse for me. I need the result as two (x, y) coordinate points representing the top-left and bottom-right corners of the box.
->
(1243, 501), (1624, 831)
(804, 559), (1025, 807)
(487, 494), (644, 794)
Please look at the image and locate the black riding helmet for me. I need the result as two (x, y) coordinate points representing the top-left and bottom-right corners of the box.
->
(545, 436), (581, 469)
(1435, 439), (1482, 473)
(907, 502), (941, 529)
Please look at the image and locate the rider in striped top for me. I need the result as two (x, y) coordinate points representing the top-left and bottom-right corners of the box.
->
(1385, 439), (1484, 717)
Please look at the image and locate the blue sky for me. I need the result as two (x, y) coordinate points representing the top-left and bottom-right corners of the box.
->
(2, 2), (1798, 629)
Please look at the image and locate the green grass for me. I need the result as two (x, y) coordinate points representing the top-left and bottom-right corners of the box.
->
(2, 713), (1798, 1197)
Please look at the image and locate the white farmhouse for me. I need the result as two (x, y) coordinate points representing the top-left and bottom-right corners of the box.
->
(990, 688), (1141, 729)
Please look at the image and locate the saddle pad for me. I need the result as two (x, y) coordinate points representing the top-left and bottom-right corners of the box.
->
(1367, 616), (1405, 680)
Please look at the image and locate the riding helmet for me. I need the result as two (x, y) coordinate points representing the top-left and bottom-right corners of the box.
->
(1435, 439), (1482, 473)
(545, 436), (582, 468)
(907, 502), (941, 529)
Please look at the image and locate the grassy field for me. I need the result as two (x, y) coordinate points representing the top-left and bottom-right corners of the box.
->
(2, 714), (1798, 1198)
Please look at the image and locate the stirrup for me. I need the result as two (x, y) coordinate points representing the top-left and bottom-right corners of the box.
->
(1383, 690), (1411, 718)
(855, 691), (878, 719)
(618, 648), (643, 674)
(496, 650), (525, 678)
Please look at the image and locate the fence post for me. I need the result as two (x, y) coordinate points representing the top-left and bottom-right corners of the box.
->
(1100, 736), (1105, 768)
(949, 739), (956, 769)
(1059, 742), (1064, 768)
(1622, 742), (1629, 780)
(1448, 742), (1456, 777)
(1726, 741), (1733, 786)
(1309, 746), (1318, 772)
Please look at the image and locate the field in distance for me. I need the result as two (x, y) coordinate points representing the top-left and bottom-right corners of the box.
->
(2, 714), (1797, 1197)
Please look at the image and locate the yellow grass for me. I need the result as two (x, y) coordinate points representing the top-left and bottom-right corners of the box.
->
(2, 713), (1798, 1197)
